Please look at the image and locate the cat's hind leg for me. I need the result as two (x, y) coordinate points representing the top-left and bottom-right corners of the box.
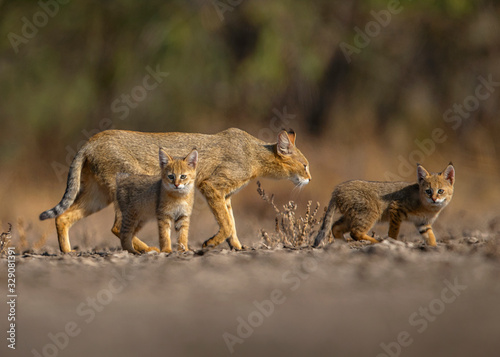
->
(111, 211), (159, 253)
(349, 213), (379, 244)
(332, 216), (349, 239)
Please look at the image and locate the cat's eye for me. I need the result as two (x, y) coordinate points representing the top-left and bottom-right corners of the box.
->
(438, 189), (444, 194)
(167, 174), (175, 180)
(180, 175), (187, 179)
(303, 164), (307, 170)
(425, 189), (432, 195)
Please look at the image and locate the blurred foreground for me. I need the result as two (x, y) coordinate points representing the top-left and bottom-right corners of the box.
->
(1, 236), (500, 357)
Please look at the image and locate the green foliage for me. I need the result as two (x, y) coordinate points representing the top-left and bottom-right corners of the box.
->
(0, 0), (498, 171)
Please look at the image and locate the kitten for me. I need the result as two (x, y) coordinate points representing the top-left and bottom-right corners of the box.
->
(115, 148), (198, 254)
(313, 163), (455, 247)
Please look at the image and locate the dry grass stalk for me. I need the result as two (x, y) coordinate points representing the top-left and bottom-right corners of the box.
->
(256, 181), (321, 248)
(0, 223), (12, 255)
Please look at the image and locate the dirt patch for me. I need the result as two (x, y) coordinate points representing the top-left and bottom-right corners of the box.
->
(1, 233), (500, 357)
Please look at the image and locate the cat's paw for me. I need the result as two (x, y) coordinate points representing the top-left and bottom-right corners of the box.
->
(143, 246), (160, 253)
(202, 238), (216, 248)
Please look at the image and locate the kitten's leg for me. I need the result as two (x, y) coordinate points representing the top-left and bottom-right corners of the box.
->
(158, 216), (173, 253)
(112, 209), (158, 253)
(175, 215), (190, 252)
(350, 214), (379, 244)
(332, 216), (349, 239)
(416, 224), (437, 246)
(350, 231), (379, 244)
(200, 182), (242, 249)
(120, 216), (140, 254)
(388, 204), (403, 240)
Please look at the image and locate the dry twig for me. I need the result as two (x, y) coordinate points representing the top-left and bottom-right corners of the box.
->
(256, 181), (321, 248)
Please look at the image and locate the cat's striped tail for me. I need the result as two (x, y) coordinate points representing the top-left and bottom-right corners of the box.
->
(313, 192), (337, 247)
(39, 148), (86, 220)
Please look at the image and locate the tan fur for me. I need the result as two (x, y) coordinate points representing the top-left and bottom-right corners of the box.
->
(115, 149), (197, 254)
(40, 128), (311, 252)
(313, 163), (455, 247)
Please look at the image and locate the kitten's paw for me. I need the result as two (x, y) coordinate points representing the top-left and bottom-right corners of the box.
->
(177, 243), (192, 252)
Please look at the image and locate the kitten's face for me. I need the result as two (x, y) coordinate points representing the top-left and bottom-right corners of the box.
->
(417, 164), (455, 209)
(159, 149), (198, 194)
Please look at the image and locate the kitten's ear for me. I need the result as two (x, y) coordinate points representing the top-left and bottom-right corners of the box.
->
(159, 148), (172, 169)
(185, 149), (198, 169)
(442, 163), (455, 186)
(277, 130), (293, 156)
(417, 164), (429, 183)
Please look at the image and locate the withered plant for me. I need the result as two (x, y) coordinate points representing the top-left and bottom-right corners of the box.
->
(257, 181), (322, 248)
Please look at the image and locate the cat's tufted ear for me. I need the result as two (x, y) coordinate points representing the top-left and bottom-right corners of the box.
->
(184, 149), (198, 169)
(159, 148), (173, 169)
(442, 163), (455, 186)
(416, 164), (429, 184)
(286, 129), (296, 146)
(277, 130), (294, 156)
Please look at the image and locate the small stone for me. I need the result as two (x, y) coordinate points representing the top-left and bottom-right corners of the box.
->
(466, 237), (479, 244)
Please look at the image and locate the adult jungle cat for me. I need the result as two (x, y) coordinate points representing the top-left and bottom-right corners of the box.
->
(40, 128), (311, 253)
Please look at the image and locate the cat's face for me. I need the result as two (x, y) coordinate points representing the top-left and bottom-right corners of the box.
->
(159, 148), (198, 194)
(417, 163), (455, 209)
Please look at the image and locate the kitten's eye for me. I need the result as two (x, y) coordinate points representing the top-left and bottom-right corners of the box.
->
(167, 174), (175, 180)
(303, 164), (307, 171)
(180, 175), (186, 179)
(438, 189), (444, 194)
(425, 189), (432, 195)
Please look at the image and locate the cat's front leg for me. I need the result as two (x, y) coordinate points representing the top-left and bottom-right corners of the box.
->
(225, 197), (242, 249)
(199, 182), (242, 250)
(388, 203), (403, 240)
(416, 223), (437, 246)
(158, 216), (173, 253)
(175, 215), (190, 252)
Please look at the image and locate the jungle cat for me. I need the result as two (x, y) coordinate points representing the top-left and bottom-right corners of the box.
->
(116, 148), (198, 254)
(40, 128), (311, 253)
(313, 163), (455, 247)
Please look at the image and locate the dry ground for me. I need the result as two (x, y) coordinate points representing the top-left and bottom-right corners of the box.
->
(1, 177), (500, 357)
(1, 227), (500, 357)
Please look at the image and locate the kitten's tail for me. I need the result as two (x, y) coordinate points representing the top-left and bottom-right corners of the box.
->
(313, 193), (337, 248)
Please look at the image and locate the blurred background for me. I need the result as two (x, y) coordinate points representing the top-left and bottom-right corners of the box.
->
(1, 0), (499, 249)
